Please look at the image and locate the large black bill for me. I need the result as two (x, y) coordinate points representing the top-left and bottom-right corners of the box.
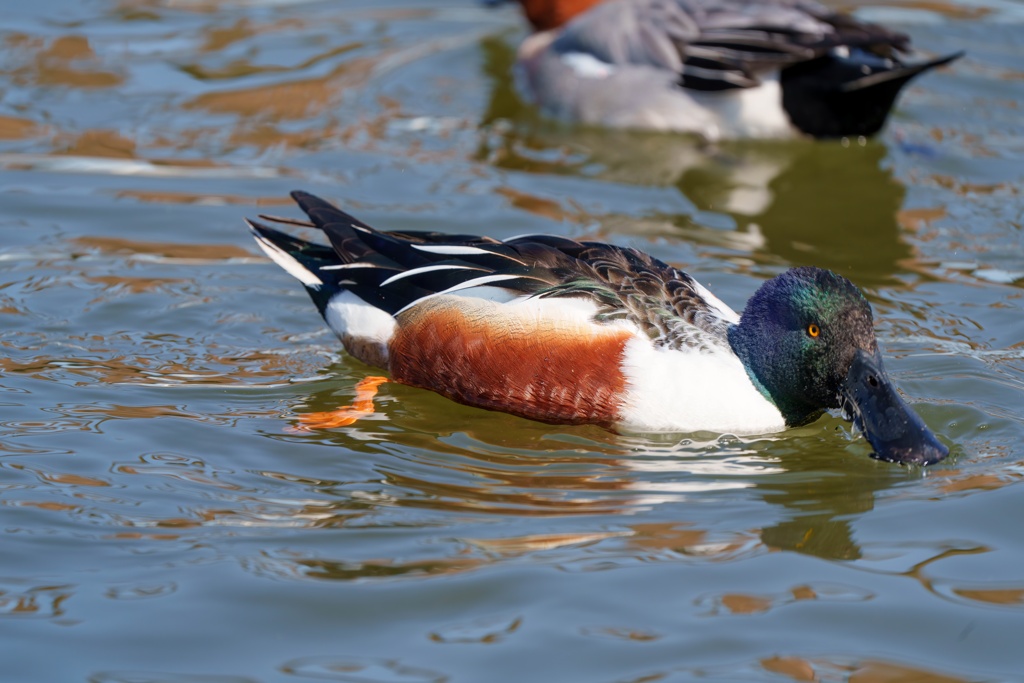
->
(841, 349), (948, 466)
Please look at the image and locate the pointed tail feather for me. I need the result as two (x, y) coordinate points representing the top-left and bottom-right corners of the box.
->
(247, 219), (326, 290)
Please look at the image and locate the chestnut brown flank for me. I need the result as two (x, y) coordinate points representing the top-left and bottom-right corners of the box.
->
(518, 0), (604, 31)
(388, 298), (630, 425)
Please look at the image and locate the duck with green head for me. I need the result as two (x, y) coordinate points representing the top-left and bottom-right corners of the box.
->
(249, 191), (948, 465)
(728, 267), (946, 465)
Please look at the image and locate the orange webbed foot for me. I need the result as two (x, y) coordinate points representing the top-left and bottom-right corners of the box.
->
(290, 376), (389, 431)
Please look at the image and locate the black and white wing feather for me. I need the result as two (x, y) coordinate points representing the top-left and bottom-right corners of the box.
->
(249, 191), (736, 352)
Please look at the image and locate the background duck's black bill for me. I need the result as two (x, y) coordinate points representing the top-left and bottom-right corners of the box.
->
(781, 51), (964, 138)
(842, 349), (949, 466)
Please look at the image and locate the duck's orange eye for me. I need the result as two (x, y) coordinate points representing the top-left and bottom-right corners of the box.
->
(807, 323), (820, 338)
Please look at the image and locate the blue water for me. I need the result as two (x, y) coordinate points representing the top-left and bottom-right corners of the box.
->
(1, 1), (1023, 681)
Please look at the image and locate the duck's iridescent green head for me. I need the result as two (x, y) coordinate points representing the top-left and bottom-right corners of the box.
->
(728, 267), (947, 466)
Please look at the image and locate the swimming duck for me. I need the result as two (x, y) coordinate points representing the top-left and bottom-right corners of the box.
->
(510, 0), (962, 140)
(248, 191), (948, 465)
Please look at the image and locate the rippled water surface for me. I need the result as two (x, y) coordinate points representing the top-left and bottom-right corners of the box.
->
(2, 0), (1023, 681)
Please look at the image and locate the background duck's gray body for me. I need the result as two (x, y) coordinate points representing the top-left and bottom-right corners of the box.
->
(516, 0), (961, 139)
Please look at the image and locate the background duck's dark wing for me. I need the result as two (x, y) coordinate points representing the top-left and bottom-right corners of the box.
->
(680, 0), (919, 91)
(551, 0), (913, 92)
(253, 192), (736, 351)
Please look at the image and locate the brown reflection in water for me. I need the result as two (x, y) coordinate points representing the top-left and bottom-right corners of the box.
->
(11, 464), (110, 488)
(0, 116), (40, 140)
(870, 545), (992, 600)
(298, 556), (485, 581)
(293, 388), (683, 518)
(18, 501), (80, 512)
(466, 531), (628, 555)
(901, 0), (991, 19)
(280, 654), (445, 683)
(384, 470), (628, 517)
(0, 585), (73, 619)
(58, 130), (136, 159)
(291, 379), (626, 456)
(626, 522), (759, 560)
(115, 190), (294, 207)
(84, 275), (187, 299)
(71, 236), (254, 262)
(108, 531), (180, 541)
(581, 626), (661, 642)
(84, 405), (193, 420)
(698, 583), (868, 617)
(183, 40), (361, 82)
(184, 51), (376, 146)
(113, 451), (245, 490)
(928, 175), (1020, 198)
(0, 346), (314, 386)
(927, 450), (1024, 496)
(494, 186), (584, 223)
(6, 34), (123, 89)
(953, 587), (1024, 606)
(429, 615), (522, 644)
(839, 0), (991, 19)
(199, 18), (262, 55)
(178, 38), (397, 154)
(760, 656), (979, 683)
(101, 506), (278, 541)
(761, 656), (817, 682)
(719, 593), (773, 615)
(937, 471), (1022, 494)
(898, 206), (947, 232)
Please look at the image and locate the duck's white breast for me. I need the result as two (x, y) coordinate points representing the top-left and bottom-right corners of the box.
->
(615, 336), (786, 435)
(524, 47), (801, 141)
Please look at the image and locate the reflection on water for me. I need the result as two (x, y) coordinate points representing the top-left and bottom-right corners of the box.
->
(280, 657), (447, 683)
(0, 584), (73, 619)
(275, 377), (929, 564)
(754, 656), (983, 683)
(478, 35), (914, 285)
(695, 582), (873, 616)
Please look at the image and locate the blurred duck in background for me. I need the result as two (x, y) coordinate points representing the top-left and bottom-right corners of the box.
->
(506, 0), (962, 140)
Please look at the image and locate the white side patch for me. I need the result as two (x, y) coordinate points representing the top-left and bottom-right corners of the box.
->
(398, 291), (612, 333)
(724, 76), (795, 139)
(250, 225), (323, 289)
(616, 337), (785, 435)
(324, 291), (397, 350)
(562, 52), (614, 79)
(506, 295), (605, 325)
(684, 74), (798, 140)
